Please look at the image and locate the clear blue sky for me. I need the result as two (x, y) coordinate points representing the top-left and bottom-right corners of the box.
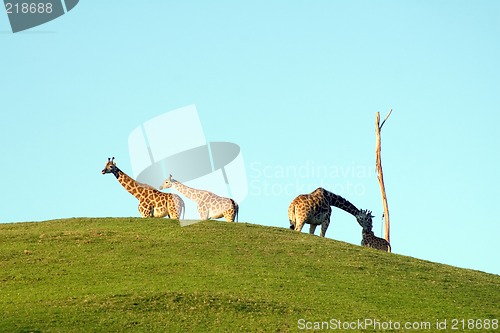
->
(1, 1), (499, 275)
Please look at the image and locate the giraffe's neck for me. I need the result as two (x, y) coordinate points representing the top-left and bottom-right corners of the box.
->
(323, 189), (360, 217)
(112, 166), (148, 200)
(172, 180), (204, 203)
(362, 228), (374, 237)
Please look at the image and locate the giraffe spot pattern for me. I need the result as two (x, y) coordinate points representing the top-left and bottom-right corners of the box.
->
(109, 168), (185, 219)
(362, 229), (391, 252)
(168, 177), (238, 222)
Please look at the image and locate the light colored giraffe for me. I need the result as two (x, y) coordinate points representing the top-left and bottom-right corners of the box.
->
(159, 175), (239, 222)
(359, 213), (391, 252)
(102, 157), (185, 219)
(288, 187), (371, 237)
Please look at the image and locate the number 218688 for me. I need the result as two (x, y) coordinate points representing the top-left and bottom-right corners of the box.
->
(5, 2), (53, 14)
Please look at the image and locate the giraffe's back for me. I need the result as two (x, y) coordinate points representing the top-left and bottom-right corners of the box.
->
(288, 193), (330, 226)
(362, 230), (391, 252)
(203, 193), (236, 219)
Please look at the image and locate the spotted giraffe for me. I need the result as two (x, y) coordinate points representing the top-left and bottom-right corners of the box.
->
(288, 187), (371, 237)
(359, 213), (391, 252)
(159, 175), (239, 222)
(102, 157), (185, 219)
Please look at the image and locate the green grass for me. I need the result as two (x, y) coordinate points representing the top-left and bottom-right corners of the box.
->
(0, 218), (498, 332)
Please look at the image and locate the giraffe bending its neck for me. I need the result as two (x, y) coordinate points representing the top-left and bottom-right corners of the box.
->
(159, 175), (239, 222)
(102, 157), (185, 219)
(322, 190), (360, 217)
(288, 187), (370, 237)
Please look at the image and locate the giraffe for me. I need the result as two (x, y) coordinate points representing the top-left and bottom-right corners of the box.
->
(101, 157), (185, 219)
(359, 213), (391, 252)
(159, 175), (239, 222)
(288, 187), (371, 237)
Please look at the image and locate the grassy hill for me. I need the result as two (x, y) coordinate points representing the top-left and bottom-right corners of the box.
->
(0, 218), (498, 332)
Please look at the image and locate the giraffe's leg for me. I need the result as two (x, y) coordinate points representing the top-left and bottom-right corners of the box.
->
(177, 200), (185, 220)
(155, 206), (170, 218)
(169, 203), (180, 220)
(320, 218), (330, 237)
(153, 196), (169, 218)
(290, 204), (307, 233)
(138, 202), (152, 218)
(294, 217), (306, 232)
(309, 224), (317, 235)
(223, 209), (235, 222)
(169, 210), (179, 220)
(198, 206), (209, 220)
(288, 204), (295, 230)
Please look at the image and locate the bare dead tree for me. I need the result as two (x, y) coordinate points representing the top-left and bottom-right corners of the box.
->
(375, 109), (392, 248)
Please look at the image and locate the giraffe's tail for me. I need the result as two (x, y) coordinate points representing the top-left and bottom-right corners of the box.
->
(230, 199), (239, 222)
(288, 202), (296, 230)
(180, 200), (185, 220)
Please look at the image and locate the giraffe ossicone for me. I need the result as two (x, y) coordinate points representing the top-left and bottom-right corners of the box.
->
(356, 209), (375, 230)
(102, 157), (185, 219)
(288, 187), (370, 237)
(159, 174), (239, 222)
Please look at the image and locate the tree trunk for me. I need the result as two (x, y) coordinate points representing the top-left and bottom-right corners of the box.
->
(375, 110), (392, 249)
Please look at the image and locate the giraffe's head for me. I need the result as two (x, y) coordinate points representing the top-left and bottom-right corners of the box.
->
(159, 174), (174, 190)
(101, 157), (118, 176)
(356, 209), (374, 230)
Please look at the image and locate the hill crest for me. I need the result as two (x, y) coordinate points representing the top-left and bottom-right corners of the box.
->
(1, 218), (498, 332)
